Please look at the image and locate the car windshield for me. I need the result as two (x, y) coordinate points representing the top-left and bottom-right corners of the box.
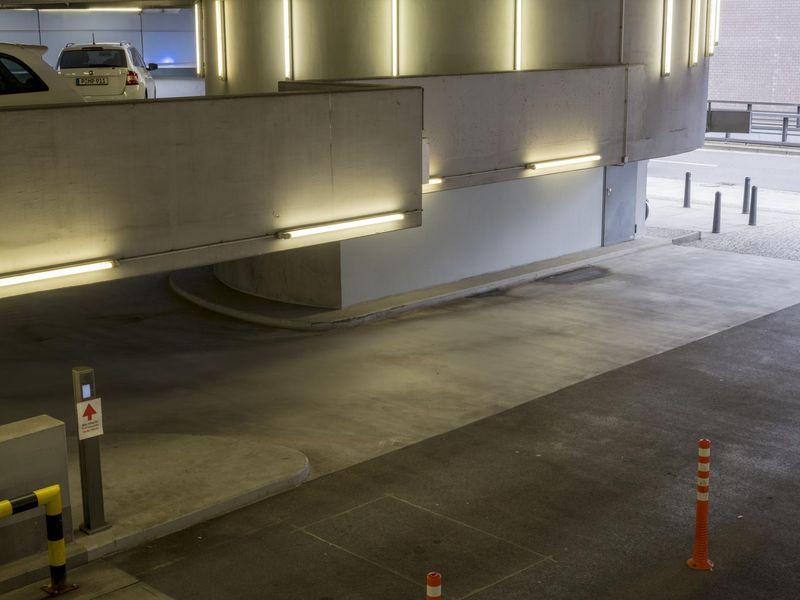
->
(59, 49), (126, 69)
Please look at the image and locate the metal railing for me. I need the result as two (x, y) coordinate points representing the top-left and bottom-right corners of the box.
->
(707, 100), (800, 147)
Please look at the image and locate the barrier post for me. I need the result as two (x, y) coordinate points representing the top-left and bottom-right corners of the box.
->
(426, 572), (442, 600)
(712, 192), (722, 233)
(742, 177), (751, 214)
(684, 172), (692, 208)
(0, 484), (78, 596)
(687, 439), (714, 571)
(749, 187), (758, 226)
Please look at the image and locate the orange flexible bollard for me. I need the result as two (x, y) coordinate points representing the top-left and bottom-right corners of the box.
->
(687, 438), (714, 570)
(426, 572), (442, 599)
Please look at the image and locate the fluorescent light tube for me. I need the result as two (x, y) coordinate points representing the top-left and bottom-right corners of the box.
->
(279, 214), (405, 239)
(514, 0), (522, 71)
(427, 177), (444, 185)
(690, 0), (701, 66)
(662, 0), (674, 76)
(41, 7), (142, 12)
(215, 0), (226, 80)
(195, 2), (203, 76)
(0, 261), (115, 289)
(283, 0), (293, 79)
(528, 155), (602, 171)
(715, 0), (721, 45)
(391, 0), (399, 76)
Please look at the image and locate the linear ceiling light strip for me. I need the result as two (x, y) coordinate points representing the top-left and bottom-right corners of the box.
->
(690, 0), (701, 66)
(195, 2), (204, 77)
(527, 154), (602, 171)
(0, 261), (115, 289)
(391, 0), (399, 76)
(283, 0), (294, 79)
(278, 213), (406, 240)
(215, 0), (226, 80)
(662, 0), (674, 76)
(514, 0), (522, 71)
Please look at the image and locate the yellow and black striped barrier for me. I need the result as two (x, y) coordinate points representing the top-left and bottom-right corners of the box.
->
(0, 484), (78, 596)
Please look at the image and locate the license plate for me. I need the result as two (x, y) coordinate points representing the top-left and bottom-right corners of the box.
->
(76, 76), (109, 86)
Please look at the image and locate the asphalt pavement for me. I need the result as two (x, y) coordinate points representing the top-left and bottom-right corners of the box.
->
(103, 300), (800, 599)
(649, 147), (800, 193)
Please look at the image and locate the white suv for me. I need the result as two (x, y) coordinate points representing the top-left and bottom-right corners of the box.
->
(0, 43), (83, 107)
(56, 42), (157, 101)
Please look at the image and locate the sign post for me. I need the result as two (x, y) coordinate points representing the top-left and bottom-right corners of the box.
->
(72, 366), (110, 534)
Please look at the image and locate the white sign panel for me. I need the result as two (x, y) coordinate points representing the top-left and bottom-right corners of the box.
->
(76, 398), (104, 440)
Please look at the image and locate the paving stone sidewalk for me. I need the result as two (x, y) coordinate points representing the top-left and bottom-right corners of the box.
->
(647, 177), (800, 261)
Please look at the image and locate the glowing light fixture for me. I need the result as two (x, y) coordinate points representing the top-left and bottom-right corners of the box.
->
(662, 0), (674, 76)
(514, 0), (522, 71)
(427, 177), (444, 185)
(689, 0), (701, 66)
(391, 0), (399, 76)
(283, 0), (294, 79)
(706, 0), (717, 56)
(715, 0), (722, 45)
(0, 261), (115, 289)
(194, 2), (204, 77)
(41, 7), (142, 12)
(527, 154), (602, 171)
(215, 0), (226, 80)
(278, 213), (406, 239)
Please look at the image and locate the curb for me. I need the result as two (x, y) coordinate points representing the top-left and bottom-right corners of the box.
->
(0, 454), (309, 594)
(171, 239), (670, 331)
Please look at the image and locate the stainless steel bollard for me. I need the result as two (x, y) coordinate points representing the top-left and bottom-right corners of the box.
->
(712, 192), (722, 234)
(742, 177), (751, 214)
(684, 172), (692, 208)
(749, 187), (758, 226)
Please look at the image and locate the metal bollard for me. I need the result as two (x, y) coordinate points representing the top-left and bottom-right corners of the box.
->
(749, 186), (758, 226)
(742, 177), (751, 214)
(712, 192), (722, 234)
(684, 172), (692, 208)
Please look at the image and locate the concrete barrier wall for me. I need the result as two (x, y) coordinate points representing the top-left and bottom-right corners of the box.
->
(0, 416), (72, 566)
(0, 87), (422, 298)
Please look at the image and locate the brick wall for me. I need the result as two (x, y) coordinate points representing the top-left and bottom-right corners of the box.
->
(709, 0), (800, 103)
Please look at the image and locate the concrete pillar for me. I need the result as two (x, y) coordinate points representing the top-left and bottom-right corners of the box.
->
(202, 0), (284, 95)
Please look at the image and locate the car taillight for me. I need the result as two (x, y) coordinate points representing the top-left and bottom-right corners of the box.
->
(126, 70), (140, 86)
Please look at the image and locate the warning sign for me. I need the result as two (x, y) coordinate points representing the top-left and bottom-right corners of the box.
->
(76, 398), (104, 440)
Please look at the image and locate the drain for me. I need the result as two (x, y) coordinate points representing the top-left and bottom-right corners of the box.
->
(543, 266), (610, 284)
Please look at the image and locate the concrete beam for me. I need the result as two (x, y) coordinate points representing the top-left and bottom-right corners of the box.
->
(0, 87), (422, 299)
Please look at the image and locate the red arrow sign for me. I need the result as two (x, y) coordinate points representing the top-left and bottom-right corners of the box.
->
(83, 404), (97, 421)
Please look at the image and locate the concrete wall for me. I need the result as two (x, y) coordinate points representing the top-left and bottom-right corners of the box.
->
(0, 416), (72, 566)
(339, 169), (604, 306)
(365, 68), (630, 185)
(400, 0), (514, 75)
(0, 87), (422, 299)
(623, 0), (710, 161)
(293, 0), (391, 80)
(522, 0), (621, 69)
(707, 0), (800, 104)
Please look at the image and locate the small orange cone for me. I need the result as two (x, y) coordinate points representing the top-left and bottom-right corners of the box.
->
(687, 438), (714, 570)
(426, 572), (442, 599)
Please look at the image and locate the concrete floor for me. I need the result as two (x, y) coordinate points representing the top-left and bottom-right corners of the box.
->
(3, 243), (800, 597)
(106, 297), (800, 599)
